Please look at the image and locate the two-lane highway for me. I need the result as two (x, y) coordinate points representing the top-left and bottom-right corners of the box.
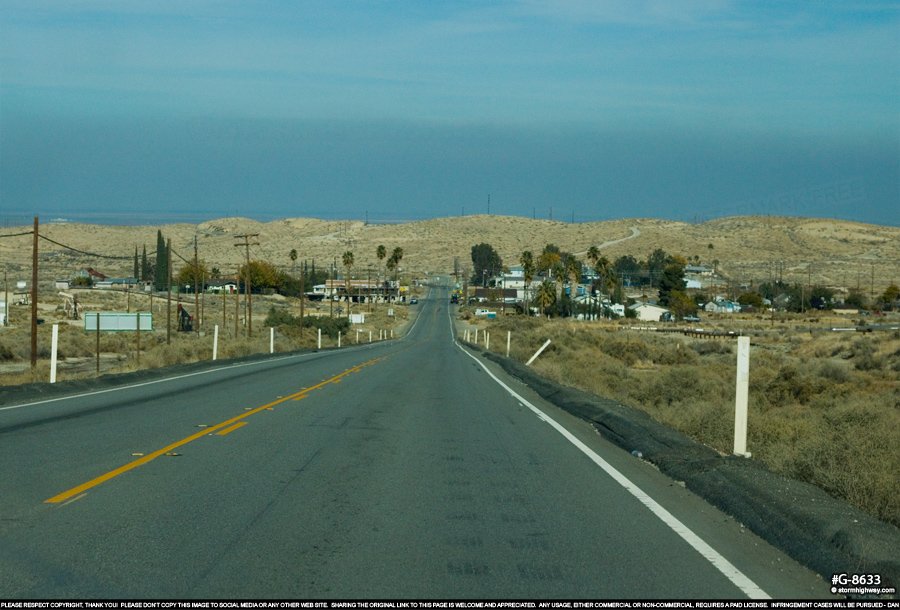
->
(0, 287), (826, 598)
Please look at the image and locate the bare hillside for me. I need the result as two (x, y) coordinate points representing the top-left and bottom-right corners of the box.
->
(1, 215), (897, 292)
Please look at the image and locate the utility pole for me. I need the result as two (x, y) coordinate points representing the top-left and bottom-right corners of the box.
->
(166, 238), (172, 345)
(234, 233), (259, 336)
(31, 216), (38, 368)
(193, 235), (200, 333)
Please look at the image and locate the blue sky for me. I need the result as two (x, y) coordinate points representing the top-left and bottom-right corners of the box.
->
(1, 1), (898, 225)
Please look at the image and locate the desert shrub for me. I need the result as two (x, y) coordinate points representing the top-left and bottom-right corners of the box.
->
(265, 307), (349, 339)
(817, 360), (850, 384)
(764, 364), (821, 405)
(690, 340), (733, 356)
(599, 337), (650, 366)
(0, 342), (15, 361)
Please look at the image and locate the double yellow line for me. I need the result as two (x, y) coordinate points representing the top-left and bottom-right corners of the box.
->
(45, 358), (382, 504)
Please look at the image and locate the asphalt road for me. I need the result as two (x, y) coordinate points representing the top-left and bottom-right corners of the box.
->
(0, 286), (828, 599)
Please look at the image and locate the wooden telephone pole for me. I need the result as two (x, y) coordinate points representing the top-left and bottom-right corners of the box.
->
(234, 234), (259, 336)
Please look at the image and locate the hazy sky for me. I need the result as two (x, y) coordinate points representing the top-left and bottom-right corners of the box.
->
(2, 1), (898, 225)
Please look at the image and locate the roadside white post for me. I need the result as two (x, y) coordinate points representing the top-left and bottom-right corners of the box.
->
(733, 336), (751, 457)
(317, 328), (322, 350)
(338, 331), (341, 348)
(356, 329), (360, 344)
(50, 323), (59, 383)
(213, 324), (219, 361)
(369, 330), (372, 343)
(270, 327), (274, 354)
(475, 328), (479, 343)
(390, 329), (393, 338)
(486, 332), (490, 350)
(506, 331), (511, 358)
(526, 339), (552, 366)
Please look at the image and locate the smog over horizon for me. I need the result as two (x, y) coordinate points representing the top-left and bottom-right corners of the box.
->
(2, 2), (898, 227)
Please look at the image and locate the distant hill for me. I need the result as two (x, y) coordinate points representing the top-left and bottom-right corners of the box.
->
(2, 215), (898, 294)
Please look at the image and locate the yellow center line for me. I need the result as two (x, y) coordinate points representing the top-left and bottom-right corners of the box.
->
(45, 357), (384, 504)
(216, 421), (248, 436)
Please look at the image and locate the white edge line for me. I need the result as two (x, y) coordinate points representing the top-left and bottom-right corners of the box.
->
(4, 296), (423, 414)
(0, 352), (313, 412)
(449, 305), (769, 599)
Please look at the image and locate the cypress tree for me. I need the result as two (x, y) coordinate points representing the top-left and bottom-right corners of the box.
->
(141, 245), (149, 281)
(154, 230), (168, 291)
(133, 246), (139, 279)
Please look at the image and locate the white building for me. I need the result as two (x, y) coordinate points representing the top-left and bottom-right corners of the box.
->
(629, 303), (670, 322)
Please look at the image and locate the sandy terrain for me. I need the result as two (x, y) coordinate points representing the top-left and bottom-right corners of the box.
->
(1, 215), (897, 293)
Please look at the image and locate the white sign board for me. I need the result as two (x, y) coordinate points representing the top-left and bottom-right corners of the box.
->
(85, 312), (153, 332)
(349, 313), (365, 324)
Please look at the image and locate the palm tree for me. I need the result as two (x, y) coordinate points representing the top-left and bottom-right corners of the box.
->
(342, 251), (354, 315)
(376, 244), (387, 305)
(535, 280), (556, 318)
(520, 250), (534, 315)
(289, 248), (298, 273)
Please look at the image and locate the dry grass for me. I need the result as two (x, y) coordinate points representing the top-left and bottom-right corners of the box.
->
(0, 288), (414, 385)
(474, 313), (900, 527)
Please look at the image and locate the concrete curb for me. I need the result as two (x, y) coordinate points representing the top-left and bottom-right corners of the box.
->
(480, 348), (900, 591)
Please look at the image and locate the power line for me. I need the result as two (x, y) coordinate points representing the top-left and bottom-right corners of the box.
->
(0, 231), (35, 239)
(37, 234), (131, 260)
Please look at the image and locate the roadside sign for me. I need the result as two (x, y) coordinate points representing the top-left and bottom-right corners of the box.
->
(85, 312), (153, 332)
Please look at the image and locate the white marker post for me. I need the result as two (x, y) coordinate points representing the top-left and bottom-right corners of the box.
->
(526, 339), (552, 366)
(369, 330), (372, 343)
(506, 331), (511, 358)
(318, 328), (322, 350)
(338, 331), (341, 348)
(50, 324), (59, 383)
(475, 328), (479, 343)
(733, 336), (751, 457)
(270, 327), (274, 354)
(213, 324), (219, 361)
(486, 332), (490, 350)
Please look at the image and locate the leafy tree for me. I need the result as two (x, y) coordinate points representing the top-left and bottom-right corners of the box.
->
(154, 230), (168, 291)
(176, 260), (210, 290)
(809, 286), (835, 310)
(71, 275), (93, 287)
(880, 283), (899, 311)
(471, 243), (502, 285)
(646, 248), (669, 287)
(667, 290), (697, 319)
(738, 291), (765, 309)
(613, 255), (641, 286)
(844, 289), (867, 309)
(657, 261), (686, 306)
(239, 260), (279, 293)
(537, 244), (562, 277)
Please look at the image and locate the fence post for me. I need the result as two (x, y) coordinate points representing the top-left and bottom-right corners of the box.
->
(526, 339), (552, 366)
(733, 336), (751, 457)
(50, 323), (59, 383)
